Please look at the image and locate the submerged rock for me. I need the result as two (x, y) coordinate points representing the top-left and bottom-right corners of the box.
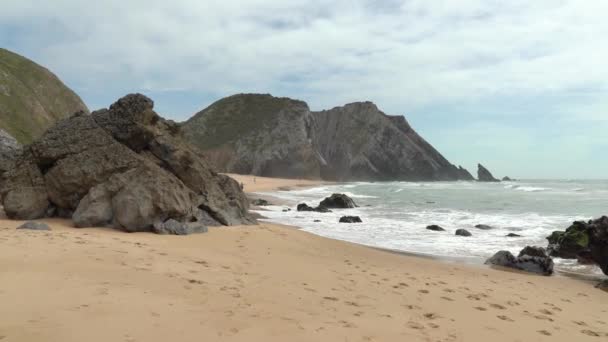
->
(455, 229), (472, 237)
(477, 163), (500, 182)
(17, 221), (50, 231)
(475, 224), (493, 230)
(426, 225), (445, 232)
(319, 193), (357, 209)
(485, 246), (554, 276)
(339, 216), (362, 223)
(297, 203), (331, 213)
(1, 94), (254, 233)
(506, 233), (522, 237)
(252, 199), (270, 206)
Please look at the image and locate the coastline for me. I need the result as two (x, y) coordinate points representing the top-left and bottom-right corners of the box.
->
(0, 176), (606, 341)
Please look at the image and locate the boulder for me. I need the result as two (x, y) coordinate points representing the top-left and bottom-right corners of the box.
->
(153, 219), (208, 235)
(455, 229), (472, 237)
(252, 199), (270, 206)
(477, 163), (500, 182)
(475, 224), (493, 230)
(426, 225), (445, 232)
(319, 193), (357, 209)
(339, 216), (362, 223)
(0, 94), (254, 233)
(502, 176), (514, 181)
(506, 233), (522, 237)
(297, 203), (331, 213)
(546, 221), (590, 259)
(485, 247), (554, 276)
(17, 221), (50, 231)
(314, 219), (321, 223)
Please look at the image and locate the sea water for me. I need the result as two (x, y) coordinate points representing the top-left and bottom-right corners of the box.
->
(253, 179), (608, 276)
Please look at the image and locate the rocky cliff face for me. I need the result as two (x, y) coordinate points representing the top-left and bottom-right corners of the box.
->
(183, 94), (473, 181)
(477, 163), (500, 182)
(0, 129), (21, 180)
(0, 48), (88, 144)
(1, 94), (253, 232)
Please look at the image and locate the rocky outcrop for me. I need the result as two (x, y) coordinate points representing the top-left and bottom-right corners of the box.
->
(0, 129), (20, 183)
(475, 224), (493, 230)
(319, 194), (357, 209)
(0, 48), (88, 144)
(339, 216), (362, 223)
(502, 176), (514, 181)
(455, 229), (472, 237)
(485, 247), (554, 276)
(426, 225), (445, 232)
(547, 217), (608, 275)
(1, 94), (254, 233)
(477, 164), (500, 182)
(182, 94), (473, 181)
(297, 203), (331, 213)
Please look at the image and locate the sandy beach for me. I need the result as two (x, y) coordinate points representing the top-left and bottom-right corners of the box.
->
(1, 176), (607, 342)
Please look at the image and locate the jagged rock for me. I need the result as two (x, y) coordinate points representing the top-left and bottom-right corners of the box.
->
(17, 221), (50, 231)
(546, 221), (591, 259)
(475, 224), (493, 230)
(1, 94), (254, 233)
(485, 247), (554, 276)
(426, 225), (445, 232)
(319, 193), (357, 209)
(457, 166), (475, 181)
(252, 199), (270, 206)
(152, 219), (208, 235)
(506, 233), (522, 237)
(477, 164), (500, 182)
(297, 203), (331, 213)
(182, 94), (473, 181)
(339, 216), (362, 223)
(518, 246), (548, 258)
(455, 229), (472, 237)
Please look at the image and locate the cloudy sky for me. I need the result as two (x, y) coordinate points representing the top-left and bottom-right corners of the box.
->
(2, 0), (607, 179)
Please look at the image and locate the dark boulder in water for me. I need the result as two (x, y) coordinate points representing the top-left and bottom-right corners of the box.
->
(297, 203), (331, 213)
(485, 247), (554, 276)
(252, 198), (270, 206)
(319, 193), (357, 209)
(502, 176), (515, 181)
(546, 220), (592, 259)
(426, 225), (445, 232)
(455, 229), (472, 237)
(475, 224), (493, 230)
(339, 216), (362, 223)
(1, 94), (254, 233)
(506, 233), (522, 237)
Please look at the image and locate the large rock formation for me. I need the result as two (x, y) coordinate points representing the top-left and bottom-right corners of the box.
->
(182, 94), (474, 181)
(0, 94), (254, 233)
(477, 163), (500, 182)
(547, 217), (608, 275)
(485, 246), (554, 276)
(0, 129), (20, 176)
(0, 48), (88, 144)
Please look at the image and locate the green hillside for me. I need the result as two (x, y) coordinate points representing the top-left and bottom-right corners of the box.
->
(0, 48), (88, 144)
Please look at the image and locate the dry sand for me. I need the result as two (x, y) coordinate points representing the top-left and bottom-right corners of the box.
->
(0, 176), (607, 341)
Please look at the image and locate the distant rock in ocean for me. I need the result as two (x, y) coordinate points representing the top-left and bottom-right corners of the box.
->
(477, 163), (500, 182)
(502, 176), (514, 181)
(182, 94), (474, 181)
(0, 94), (254, 233)
(0, 48), (88, 144)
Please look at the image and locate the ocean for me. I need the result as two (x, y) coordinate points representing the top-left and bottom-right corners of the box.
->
(253, 179), (608, 276)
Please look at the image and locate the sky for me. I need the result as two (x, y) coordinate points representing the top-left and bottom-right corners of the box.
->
(1, 0), (607, 179)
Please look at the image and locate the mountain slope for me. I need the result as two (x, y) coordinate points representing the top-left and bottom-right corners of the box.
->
(0, 48), (88, 144)
(182, 94), (473, 181)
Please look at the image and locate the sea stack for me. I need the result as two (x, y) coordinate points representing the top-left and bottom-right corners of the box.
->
(477, 163), (500, 182)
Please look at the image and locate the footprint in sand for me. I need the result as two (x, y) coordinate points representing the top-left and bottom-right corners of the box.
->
(407, 321), (425, 330)
(441, 296), (454, 302)
(537, 330), (552, 336)
(418, 290), (430, 294)
(497, 315), (514, 322)
(424, 313), (439, 320)
(580, 330), (602, 337)
(474, 307), (488, 311)
(322, 296), (339, 301)
(489, 304), (506, 310)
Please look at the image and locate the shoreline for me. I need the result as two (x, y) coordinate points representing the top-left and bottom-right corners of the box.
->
(234, 174), (606, 282)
